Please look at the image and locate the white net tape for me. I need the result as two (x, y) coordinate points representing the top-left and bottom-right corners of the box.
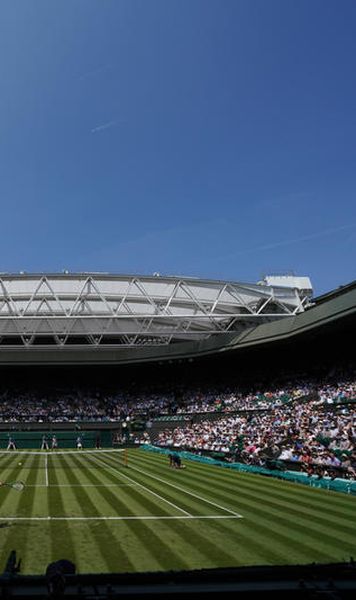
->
(0, 448), (126, 468)
(0, 449), (124, 457)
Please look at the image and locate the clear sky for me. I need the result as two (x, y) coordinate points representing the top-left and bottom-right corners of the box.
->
(0, 0), (355, 295)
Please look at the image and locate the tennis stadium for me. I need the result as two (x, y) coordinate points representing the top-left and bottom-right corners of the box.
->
(0, 272), (355, 597)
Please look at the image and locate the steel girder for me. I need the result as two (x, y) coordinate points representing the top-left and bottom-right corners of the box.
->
(0, 273), (311, 347)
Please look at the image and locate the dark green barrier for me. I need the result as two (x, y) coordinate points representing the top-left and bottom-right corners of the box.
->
(0, 430), (112, 449)
(140, 444), (356, 496)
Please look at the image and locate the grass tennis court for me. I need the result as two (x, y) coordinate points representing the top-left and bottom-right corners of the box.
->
(0, 448), (355, 574)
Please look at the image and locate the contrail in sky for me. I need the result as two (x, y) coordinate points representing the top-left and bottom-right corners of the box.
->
(242, 223), (356, 253)
(90, 120), (119, 134)
(218, 222), (356, 261)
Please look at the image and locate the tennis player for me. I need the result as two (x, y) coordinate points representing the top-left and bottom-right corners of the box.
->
(169, 451), (185, 469)
(7, 436), (16, 450)
(41, 435), (49, 450)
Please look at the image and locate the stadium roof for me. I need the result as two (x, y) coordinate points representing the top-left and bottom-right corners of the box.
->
(312, 279), (356, 305)
(0, 272), (354, 366)
(0, 272), (314, 363)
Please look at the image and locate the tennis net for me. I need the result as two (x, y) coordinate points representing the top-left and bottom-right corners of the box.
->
(0, 448), (128, 469)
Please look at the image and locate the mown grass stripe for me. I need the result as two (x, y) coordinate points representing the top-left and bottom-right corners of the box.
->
(0, 453), (30, 482)
(0, 453), (21, 481)
(97, 453), (223, 517)
(82, 455), (186, 517)
(70, 452), (193, 572)
(102, 453), (242, 517)
(136, 458), (356, 556)
(133, 451), (356, 522)
(90, 454), (248, 568)
(141, 455), (356, 538)
(15, 455), (50, 573)
(46, 453), (77, 570)
(98, 457), (229, 518)
(88, 454), (192, 516)
(220, 479), (356, 540)
(93, 453), (228, 517)
(187, 515), (296, 566)
(187, 463), (356, 521)
(2, 447), (355, 574)
(0, 456), (32, 515)
(132, 450), (356, 562)
(136, 450), (351, 499)
(136, 450), (356, 514)
(0, 456), (36, 573)
(180, 470), (356, 548)
(78, 453), (241, 570)
(129, 454), (338, 561)
(0, 455), (49, 574)
(216, 483), (355, 558)
(59, 451), (135, 573)
(85, 452), (197, 515)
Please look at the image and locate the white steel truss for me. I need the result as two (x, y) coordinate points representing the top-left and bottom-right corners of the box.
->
(0, 273), (312, 348)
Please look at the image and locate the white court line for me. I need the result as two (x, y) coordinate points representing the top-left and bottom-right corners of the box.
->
(117, 455), (243, 518)
(87, 454), (192, 517)
(0, 449), (125, 455)
(2, 516), (241, 521)
(27, 483), (140, 488)
(45, 454), (48, 487)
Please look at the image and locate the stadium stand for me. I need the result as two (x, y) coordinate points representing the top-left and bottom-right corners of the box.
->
(0, 274), (355, 595)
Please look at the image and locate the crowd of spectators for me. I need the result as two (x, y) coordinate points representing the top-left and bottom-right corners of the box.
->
(156, 396), (356, 480)
(0, 369), (355, 422)
(0, 374), (355, 421)
(0, 367), (355, 481)
(0, 387), (175, 422)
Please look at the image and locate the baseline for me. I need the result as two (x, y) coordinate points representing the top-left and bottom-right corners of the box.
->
(26, 483), (140, 488)
(3, 515), (241, 521)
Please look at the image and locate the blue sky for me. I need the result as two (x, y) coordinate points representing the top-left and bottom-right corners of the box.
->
(0, 0), (355, 295)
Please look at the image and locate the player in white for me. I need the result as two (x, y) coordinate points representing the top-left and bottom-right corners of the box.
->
(76, 436), (83, 450)
(7, 436), (16, 450)
(51, 435), (58, 451)
(41, 435), (49, 450)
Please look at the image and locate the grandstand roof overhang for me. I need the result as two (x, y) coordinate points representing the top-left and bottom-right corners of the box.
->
(0, 272), (313, 363)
